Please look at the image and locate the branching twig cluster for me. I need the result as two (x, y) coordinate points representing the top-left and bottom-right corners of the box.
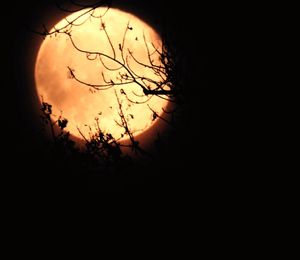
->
(36, 1), (181, 103)
(36, 0), (183, 166)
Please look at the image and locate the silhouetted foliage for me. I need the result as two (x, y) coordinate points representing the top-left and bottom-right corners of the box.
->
(40, 98), (135, 174)
(35, 0), (184, 173)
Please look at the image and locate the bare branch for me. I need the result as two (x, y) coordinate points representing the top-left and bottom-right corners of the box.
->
(124, 91), (154, 105)
(49, 7), (97, 36)
(86, 53), (98, 60)
(128, 49), (165, 73)
(100, 17), (116, 59)
(120, 22), (130, 64)
(76, 126), (90, 144)
(36, 7), (179, 97)
(147, 105), (175, 127)
(99, 55), (123, 71)
(65, 32), (150, 94)
(67, 66), (134, 90)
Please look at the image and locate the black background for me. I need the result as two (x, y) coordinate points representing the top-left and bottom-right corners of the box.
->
(3, 0), (210, 192)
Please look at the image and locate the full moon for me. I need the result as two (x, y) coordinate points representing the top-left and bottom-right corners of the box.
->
(35, 7), (168, 142)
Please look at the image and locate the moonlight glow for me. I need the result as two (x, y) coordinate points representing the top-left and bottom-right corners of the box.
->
(35, 7), (168, 141)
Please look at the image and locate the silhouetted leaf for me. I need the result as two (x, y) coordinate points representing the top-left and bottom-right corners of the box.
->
(100, 132), (104, 140)
(58, 118), (68, 130)
(152, 112), (157, 121)
(106, 133), (113, 140)
(100, 22), (106, 30)
(67, 67), (75, 79)
(41, 102), (52, 116)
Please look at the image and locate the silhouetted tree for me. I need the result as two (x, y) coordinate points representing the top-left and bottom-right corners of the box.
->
(35, 0), (183, 101)
(35, 0), (184, 170)
(40, 95), (134, 173)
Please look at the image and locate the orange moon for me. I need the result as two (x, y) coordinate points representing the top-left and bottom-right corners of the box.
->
(35, 7), (168, 142)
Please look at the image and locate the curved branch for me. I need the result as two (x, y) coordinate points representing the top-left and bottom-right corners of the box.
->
(132, 91), (146, 98)
(86, 53), (98, 60)
(128, 49), (166, 82)
(54, 0), (87, 13)
(99, 55), (123, 71)
(125, 92), (154, 104)
(70, 0), (109, 8)
(120, 22), (130, 64)
(100, 17), (116, 59)
(143, 33), (165, 70)
(67, 66), (134, 90)
(36, 1), (111, 36)
(64, 12), (92, 27)
(32, 8), (97, 37)
(128, 49), (165, 73)
(64, 33), (150, 94)
(55, 0), (110, 12)
(90, 5), (111, 18)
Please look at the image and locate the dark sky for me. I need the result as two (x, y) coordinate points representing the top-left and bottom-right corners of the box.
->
(4, 0), (210, 192)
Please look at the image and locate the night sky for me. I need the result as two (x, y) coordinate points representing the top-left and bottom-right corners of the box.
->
(4, 0), (209, 192)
